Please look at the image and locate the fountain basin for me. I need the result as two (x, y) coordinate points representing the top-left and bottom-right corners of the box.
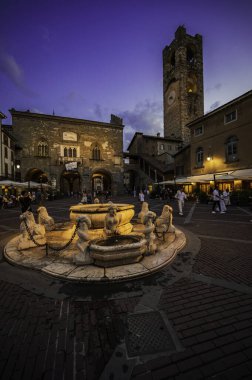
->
(89, 235), (147, 267)
(70, 203), (135, 234)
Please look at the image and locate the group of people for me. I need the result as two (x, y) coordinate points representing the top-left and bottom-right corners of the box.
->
(0, 190), (39, 212)
(212, 186), (231, 213)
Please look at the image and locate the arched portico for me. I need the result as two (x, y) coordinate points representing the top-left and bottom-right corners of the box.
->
(25, 168), (48, 183)
(60, 170), (81, 195)
(91, 169), (112, 196)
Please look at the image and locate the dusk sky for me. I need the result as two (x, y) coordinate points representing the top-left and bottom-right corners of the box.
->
(1, 0), (252, 149)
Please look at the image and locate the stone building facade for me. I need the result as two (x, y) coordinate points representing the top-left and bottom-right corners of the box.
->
(187, 90), (252, 191)
(125, 132), (182, 191)
(163, 25), (204, 144)
(0, 112), (16, 182)
(10, 110), (124, 195)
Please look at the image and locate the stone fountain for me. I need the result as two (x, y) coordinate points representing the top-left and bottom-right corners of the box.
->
(4, 201), (186, 282)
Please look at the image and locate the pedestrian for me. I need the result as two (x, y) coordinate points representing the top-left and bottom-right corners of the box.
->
(219, 192), (227, 214)
(19, 191), (32, 213)
(81, 192), (87, 204)
(223, 188), (231, 206)
(175, 187), (187, 216)
(211, 185), (220, 213)
(139, 190), (145, 203)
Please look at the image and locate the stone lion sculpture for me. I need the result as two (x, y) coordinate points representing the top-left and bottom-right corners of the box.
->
(143, 211), (157, 255)
(18, 211), (46, 250)
(137, 201), (149, 224)
(37, 206), (55, 231)
(74, 216), (93, 265)
(155, 204), (175, 234)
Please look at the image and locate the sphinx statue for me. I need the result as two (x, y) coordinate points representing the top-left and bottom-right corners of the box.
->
(74, 216), (93, 265)
(37, 206), (55, 231)
(155, 204), (175, 236)
(143, 211), (157, 255)
(18, 211), (46, 250)
(137, 201), (149, 224)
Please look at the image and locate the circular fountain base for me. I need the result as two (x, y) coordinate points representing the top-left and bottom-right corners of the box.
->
(3, 228), (186, 282)
(90, 235), (147, 267)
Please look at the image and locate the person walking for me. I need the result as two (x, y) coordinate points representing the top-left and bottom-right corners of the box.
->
(223, 188), (231, 206)
(212, 185), (221, 213)
(139, 190), (145, 203)
(19, 191), (32, 213)
(175, 187), (187, 216)
(219, 191), (227, 214)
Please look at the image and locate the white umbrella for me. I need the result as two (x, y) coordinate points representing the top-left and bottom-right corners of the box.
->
(21, 181), (51, 188)
(0, 180), (22, 186)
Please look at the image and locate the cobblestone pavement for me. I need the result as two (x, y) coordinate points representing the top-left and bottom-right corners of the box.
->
(0, 196), (252, 380)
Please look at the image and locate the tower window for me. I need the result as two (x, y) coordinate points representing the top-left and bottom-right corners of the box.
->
(224, 110), (237, 124)
(187, 47), (195, 64)
(195, 147), (204, 167)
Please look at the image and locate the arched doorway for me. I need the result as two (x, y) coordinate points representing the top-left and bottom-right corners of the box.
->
(91, 169), (112, 196)
(60, 170), (81, 195)
(25, 168), (48, 183)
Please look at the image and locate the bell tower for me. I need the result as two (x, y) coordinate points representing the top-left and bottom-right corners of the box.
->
(163, 25), (204, 144)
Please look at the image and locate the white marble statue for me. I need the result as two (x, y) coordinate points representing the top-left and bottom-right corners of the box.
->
(18, 211), (46, 250)
(143, 211), (157, 254)
(37, 206), (55, 231)
(155, 204), (175, 234)
(137, 201), (149, 224)
(104, 205), (120, 236)
(74, 216), (93, 265)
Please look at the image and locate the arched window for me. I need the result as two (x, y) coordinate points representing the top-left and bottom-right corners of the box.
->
(73, 148), (77, 158)
(187, 47), (195, 64)
(64, 147), (68, 157)
(38, 141), (49, 157)
(92, 145), (101, 160)
(226, 136), (238, 162)
(196, 147), (204, 167)
(68, 148), (73, 157)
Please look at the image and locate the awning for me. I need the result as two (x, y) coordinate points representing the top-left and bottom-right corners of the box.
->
(230, 169), (252, 180)
(156, 170), (252, 185)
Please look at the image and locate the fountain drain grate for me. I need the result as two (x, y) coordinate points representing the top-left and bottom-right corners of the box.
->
(126, 311), (175, 357)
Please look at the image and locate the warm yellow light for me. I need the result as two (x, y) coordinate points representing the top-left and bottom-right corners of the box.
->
(207, 156), (212, 161)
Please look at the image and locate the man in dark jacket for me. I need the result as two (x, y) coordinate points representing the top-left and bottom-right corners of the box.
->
(19, 191), (32, 213)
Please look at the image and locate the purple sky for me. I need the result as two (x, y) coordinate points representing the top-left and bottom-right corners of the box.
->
(1, 0), (252, 149)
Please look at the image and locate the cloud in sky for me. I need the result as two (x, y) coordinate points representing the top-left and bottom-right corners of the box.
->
(120, 99), (163, 149)
(208, 100), (221, 112)
(0, 49), (36, 97)
(206, 83), (222, 93)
